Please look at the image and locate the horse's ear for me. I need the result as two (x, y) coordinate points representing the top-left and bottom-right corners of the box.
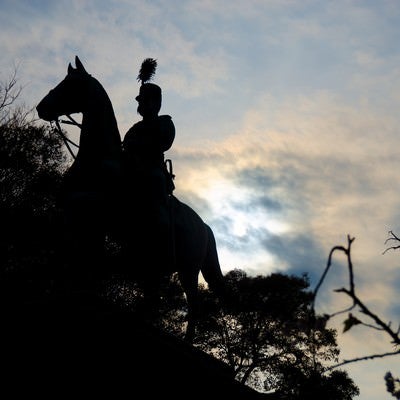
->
(75, 56), (87, 73)
(67, 63), (74, 74)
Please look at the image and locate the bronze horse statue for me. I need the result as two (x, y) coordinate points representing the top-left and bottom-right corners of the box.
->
(36, 56), (225, 339)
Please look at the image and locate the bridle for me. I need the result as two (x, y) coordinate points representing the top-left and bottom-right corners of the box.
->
(51, 114), (81, 160)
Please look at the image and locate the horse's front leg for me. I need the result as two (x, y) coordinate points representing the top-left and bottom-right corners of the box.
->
(185, 307), (197, 343)
(142, 272), (163, 323)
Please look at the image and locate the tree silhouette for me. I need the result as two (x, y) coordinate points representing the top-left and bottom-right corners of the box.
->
(0, 78), (67, 311)
(166, 269), (359, 399)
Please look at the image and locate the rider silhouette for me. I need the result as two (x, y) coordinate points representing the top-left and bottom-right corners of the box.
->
(123, 58), (175, 269)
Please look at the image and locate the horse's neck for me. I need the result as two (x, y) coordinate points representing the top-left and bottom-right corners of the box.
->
(82, 83), (117, 133)
(82, 104), (118, 139)
(79, 83), (121, 158)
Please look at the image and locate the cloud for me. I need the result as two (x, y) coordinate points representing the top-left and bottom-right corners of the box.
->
(170, 90), (400, 288)
(0, 0), (236, 139)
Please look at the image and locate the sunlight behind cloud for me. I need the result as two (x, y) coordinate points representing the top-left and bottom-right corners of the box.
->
(205, 178), (291, 238)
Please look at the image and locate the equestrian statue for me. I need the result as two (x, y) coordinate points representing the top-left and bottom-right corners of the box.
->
(36, 56), (225, 340)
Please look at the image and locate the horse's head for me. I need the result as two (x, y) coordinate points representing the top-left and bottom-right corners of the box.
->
(37, 56), (90, 122)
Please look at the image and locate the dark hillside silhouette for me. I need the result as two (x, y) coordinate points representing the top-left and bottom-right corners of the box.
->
(3, 305), (272, 399)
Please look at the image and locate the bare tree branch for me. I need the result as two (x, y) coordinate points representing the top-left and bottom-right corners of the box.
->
(312, 235), (355, 310)
(0, 64), (34, 127)
(334, 287), (400, 345)
(326, 350), (400, 371)
(312, 234), (400, 370)
(382, 231), (400, 254)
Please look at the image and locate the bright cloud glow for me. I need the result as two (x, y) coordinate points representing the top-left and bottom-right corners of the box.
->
(205, 178), (291, 237)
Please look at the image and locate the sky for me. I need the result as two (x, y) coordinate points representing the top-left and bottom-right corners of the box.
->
(1, 0), (399, 398)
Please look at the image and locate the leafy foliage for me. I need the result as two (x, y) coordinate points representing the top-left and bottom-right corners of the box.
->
(0, 115), (67, 307)
(176, 270), (360, 399)
(385, 372), (400, 399)
(0, 122), (67, 210)
(342, 313), (362, 333)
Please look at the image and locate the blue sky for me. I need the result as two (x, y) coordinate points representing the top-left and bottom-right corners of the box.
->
(1, 1), (399, 398)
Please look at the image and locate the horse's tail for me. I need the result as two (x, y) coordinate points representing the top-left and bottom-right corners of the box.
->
(201, 224), (225, 295)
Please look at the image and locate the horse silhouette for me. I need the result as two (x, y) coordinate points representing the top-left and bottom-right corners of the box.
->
(36, 56), (225, 340)
(37, 56), (123, 292)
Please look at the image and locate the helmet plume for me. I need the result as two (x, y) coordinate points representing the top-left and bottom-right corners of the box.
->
(137, 58), (157, 84)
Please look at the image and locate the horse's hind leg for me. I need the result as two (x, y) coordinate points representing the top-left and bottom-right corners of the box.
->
(178, 269), (199, 342)
(201, 225), (224, 292)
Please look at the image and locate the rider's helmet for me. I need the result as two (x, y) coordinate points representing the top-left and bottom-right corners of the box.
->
(136, 58), (161, 112)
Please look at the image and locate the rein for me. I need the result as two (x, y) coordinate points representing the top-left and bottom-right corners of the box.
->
(52, 115), (81, 160)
